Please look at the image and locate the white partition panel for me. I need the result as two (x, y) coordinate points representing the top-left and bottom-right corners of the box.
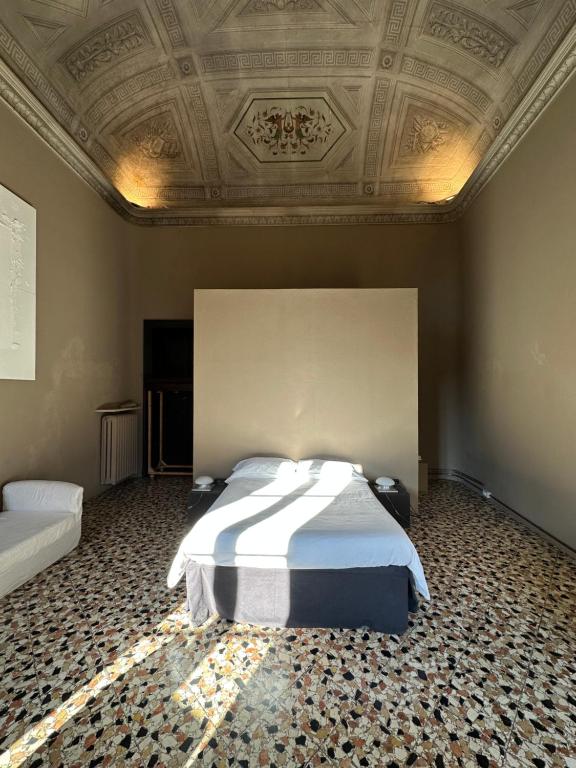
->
(194, 288), (418, 504)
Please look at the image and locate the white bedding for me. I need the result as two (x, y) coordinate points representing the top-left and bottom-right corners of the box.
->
(169, 475), (429, 599)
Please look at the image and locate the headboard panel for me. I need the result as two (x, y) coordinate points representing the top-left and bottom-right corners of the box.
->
(194, 288), (418, 502)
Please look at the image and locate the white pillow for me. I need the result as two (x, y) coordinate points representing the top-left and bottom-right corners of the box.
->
(298, 458), (368, 482)
(227, 456), (297, 482)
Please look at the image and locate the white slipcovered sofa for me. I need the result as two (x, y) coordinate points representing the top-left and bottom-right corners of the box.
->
(0, 480), (83, 599)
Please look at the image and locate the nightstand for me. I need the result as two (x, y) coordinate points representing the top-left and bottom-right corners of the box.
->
(186, 481), (226, 520)
(369, 480), (411, 529)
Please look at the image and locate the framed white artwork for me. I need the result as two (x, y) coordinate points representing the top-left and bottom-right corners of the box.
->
(0, 183), (36, 380)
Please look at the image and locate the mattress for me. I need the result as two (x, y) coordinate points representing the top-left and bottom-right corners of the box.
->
(169, 475), (429, 599)
(0, 509), (81, 598)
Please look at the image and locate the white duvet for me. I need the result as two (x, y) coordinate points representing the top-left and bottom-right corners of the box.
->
(168, 475), (429, 599)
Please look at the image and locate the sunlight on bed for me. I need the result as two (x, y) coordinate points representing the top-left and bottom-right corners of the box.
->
(234, 465), (353, 567)
(168, 462), (356, 586)
(167, 473), (308, 587)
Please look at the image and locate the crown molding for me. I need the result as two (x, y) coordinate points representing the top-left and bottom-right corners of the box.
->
(0, 59), (132, 219)
(1, 29), (575, 227)
(453, 24), (576, 219)
(123, 204), (454, 227)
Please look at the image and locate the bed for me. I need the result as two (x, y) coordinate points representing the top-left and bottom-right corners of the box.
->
(168, 458), (429, 634)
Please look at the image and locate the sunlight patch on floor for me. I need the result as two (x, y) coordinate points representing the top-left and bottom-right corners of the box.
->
(0, 604), (216, 768)
(175, 627), (271, 763)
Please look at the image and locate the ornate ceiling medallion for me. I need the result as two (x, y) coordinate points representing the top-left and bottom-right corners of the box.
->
(405, 115), (449, 154)
(234, 97), (346, 162)
(392, 95), (466, 171)
(125, 113), (181, 160)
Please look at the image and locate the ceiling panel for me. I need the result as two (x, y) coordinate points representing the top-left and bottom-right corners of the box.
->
(0, 0), (574, 224)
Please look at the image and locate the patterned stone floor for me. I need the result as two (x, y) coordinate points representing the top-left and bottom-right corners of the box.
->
(1, 479), (575, 768)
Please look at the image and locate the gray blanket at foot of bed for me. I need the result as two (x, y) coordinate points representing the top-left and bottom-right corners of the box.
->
(185, 563), (418, 634)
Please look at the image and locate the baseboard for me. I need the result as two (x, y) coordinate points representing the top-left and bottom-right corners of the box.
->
(430, 467), (575, 558)
(430, 467), (484, 491)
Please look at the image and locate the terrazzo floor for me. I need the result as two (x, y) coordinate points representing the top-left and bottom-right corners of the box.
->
(1, 479), (575, 768)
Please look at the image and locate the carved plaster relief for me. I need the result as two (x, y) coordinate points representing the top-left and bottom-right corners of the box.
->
(390, 92), (470, 172)
(423, 1), (516, 70)
(241, 1), (323, 14)
(122, 112), (181, 160)
(113, 99), (196, 173)
(398, 111), (463, 166)
(213, 0), (358, 32)
(61, 12), (151, 84)
(0, 183), (36, 380)
(404, 114), (451, 155)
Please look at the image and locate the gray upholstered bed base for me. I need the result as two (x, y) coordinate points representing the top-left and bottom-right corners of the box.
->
(185, 562), (418, 634)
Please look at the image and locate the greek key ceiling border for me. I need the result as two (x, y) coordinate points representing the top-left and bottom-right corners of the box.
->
(155, 0), (187, 49)
(1, 30), (576, 227)
(199, 48), (374, 74)
(86, 64), (175, 127)
(400, 56), (492, 116)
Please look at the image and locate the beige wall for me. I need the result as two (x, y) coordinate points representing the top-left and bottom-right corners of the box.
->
(0, 92), (462, 501)
(194, 289), (419, 500)
(3, 62), (575, 546)
(0, 100), (132, 498)
(129, 223), (461, 469)
(458, 73), (576, 547)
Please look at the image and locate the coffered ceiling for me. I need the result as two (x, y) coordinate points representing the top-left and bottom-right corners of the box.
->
(0, 0), (575, 225)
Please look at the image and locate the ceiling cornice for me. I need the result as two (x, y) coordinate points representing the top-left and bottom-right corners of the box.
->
(0, 58), (131, 219)
(453, 22), (576, 220)
(1, 26), (575, 228)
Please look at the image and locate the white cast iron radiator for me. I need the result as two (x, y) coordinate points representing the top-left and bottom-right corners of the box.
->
(100, 413), (139, 485)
